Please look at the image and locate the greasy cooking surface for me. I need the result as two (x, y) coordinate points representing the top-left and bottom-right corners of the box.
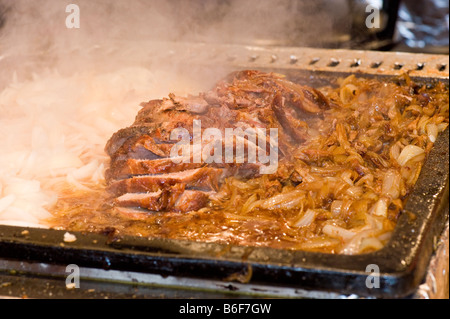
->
(48, 71), (449, 254)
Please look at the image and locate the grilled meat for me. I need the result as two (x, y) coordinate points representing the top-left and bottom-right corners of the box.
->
(105, 70), (329, 216)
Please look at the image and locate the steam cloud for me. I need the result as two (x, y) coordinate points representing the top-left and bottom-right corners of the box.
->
(0, 0), (351, 228)
(0, 0), (351, 78)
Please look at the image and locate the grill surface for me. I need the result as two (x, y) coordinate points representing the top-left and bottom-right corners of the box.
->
(0, 44), (448, 298)
(147, 42), (448, 79)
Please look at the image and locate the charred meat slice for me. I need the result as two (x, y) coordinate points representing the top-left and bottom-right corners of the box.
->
(107, 167), (224, 196)
(105, 125), (155, 158)
(115, 189), (209, 213)
(106, 158), (205, 180)
(170, 190), (210, 212)
(115, 190), (166, 211)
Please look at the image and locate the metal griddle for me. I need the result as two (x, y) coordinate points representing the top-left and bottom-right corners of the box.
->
(0, 44), (448, 299)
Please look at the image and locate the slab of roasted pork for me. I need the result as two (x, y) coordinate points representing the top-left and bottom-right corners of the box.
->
(105, 70), (329, 216)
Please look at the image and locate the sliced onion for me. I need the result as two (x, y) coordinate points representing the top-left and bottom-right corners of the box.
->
(358, 237), (384, 252)
(426, 123), (438, 143)
(4, 178), (41, 196)
(365, 213), (384, 230)
(66, 174), (92, 191)
(240, 193), (258, 214)
(377, 231), (393, 242)
(231, 179), (253, 190)
(91, 163), (105, 183)
(295, 209), (317, 227)
(340, 170), (354, 186)
(322, 224), (356, 241)
(258, 190), (305, 210)
(382, 169), (402, 199)
(389, 143), (401, 161)
(396, 145), (425, 166)
(0, 206), (41, 224)
(417, 115), (430, 134)
(71, 161), (99, 181)
(0, 220), (49, 228)
(48, 152), (83, 171)
(0, 194), (16, 214)
(346, 186), (363, 198)
(437, 123), (448, 132)
(330, 200), (343, 217)
(340, 228), (379, 254)
(298, 237), (340, 250)
(369, 198), (388, 217)
(355, 174), (374, 187)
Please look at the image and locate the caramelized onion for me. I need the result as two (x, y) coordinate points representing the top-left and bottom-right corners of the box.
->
(397, 145), (425, 166)
(330, 200), (343, 217)
(426, 123), (438, 143)
(295, 209), (317, 227)
(322, 224), (356, 241)
(369, 198), (389, 217)
(382, 169), (404, 200)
